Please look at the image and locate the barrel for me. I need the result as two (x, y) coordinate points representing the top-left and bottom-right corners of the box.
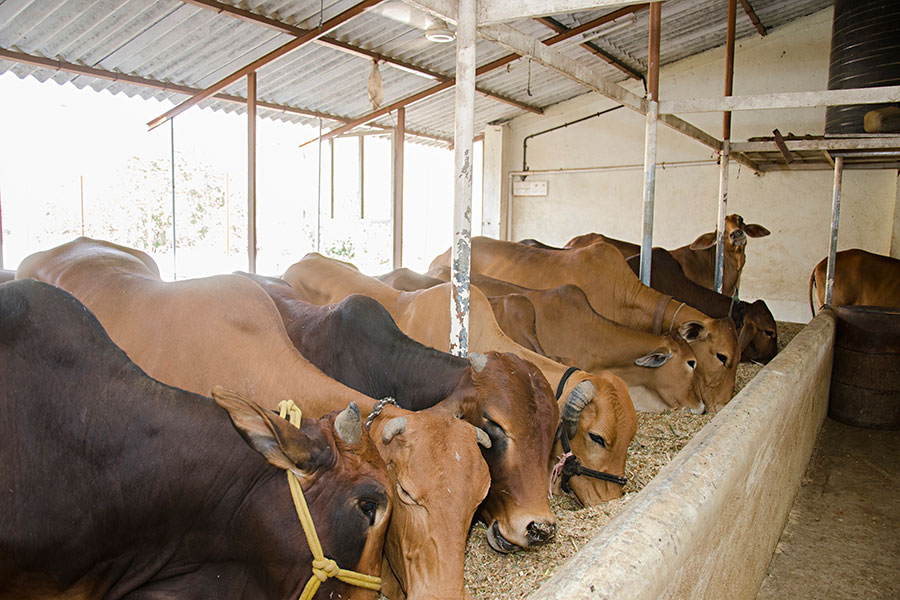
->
(829, 306), (900, 429)
(825, 0), (900, 134)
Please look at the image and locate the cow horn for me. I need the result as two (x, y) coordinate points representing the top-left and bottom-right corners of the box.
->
(469, 352), (487, 373)
(334, 402), (362, 446)
(473, 426), (492, 448)
(381, 417), (407, 445)
(562, 380), (595, 440)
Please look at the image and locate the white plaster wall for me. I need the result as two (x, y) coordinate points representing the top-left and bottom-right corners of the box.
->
(501, 7), (899, 323)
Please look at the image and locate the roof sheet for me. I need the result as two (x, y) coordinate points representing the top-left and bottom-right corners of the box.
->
(0, 0), (833, 145)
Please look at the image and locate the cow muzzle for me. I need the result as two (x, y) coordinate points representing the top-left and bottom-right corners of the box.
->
(526, 520), (557, 545)
(486, 521), (519, 553)
(730, 230), (747, 247)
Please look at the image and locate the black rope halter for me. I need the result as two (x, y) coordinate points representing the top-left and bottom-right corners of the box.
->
(551, 367), (628, 495)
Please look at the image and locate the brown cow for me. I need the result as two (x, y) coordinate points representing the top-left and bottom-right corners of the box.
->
(809, 249), (900, 314)
(1, 279), (390, 600)
(16, 237), (492, 600)
(422, 267), (702, 413)
(238, 272), (559, 553)
(283, 253), (638, 507)
(430, 237), (740, 412)
(565, 214), (771, 297)
(625, 248), (778, 363)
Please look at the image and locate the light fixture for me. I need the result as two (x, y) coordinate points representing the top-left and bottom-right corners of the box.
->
(425, 20), (455, 43)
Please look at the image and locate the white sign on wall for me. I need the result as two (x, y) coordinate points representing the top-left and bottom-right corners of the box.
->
(513, 180), (548, 196)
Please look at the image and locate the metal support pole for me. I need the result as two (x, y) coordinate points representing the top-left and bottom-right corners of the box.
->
(359, 136), (365, 219)
(825, 156), (844, 306)
(715, 0), (737, 294)
(170, 118), (177, 279)
(0, 188), (4, 269)
(316, 118), (323, 252)
(450, 0), (477, 357)
(247, 71), (257, 274)
(392, 107), (405, 268)
(639, 2), (661, 286)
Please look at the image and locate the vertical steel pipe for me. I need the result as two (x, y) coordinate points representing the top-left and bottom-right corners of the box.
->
(639, 2), (661, 286)
(825, 155), (844, 305)
(170, 118), (177, 279)
(247, 71), (257, 274)
(316, 118), (323, 253)
(715, 0), (737, 294)
(450, 0), (477, 357)
(0, 189), (5, 269)
(393, 107), (405, 268)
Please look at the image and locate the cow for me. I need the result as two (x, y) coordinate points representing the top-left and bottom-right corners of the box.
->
(420, 267), (702, 413)
(239, 272), (559, 554)
(809, 249), (900, 314)
(283, 253), (639, 507)
(625, 248), (778, 363)
(430, 237), (740, 412)
(0, 269), (14, 284)
(15, 237), (492, 600)
(565, 214), (771, 297)
(0, 279), (390, 600)
(378, 267), (444, 292)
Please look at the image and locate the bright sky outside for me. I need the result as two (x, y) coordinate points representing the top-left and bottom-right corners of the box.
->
(0, 71), (482, 279)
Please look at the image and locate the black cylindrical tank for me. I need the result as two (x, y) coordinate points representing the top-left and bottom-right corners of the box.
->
(825, 0), (900, 135)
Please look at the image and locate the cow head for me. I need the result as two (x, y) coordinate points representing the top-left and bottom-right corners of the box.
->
(733, 299), (778, 363)
(628, 333), (702, 413)
(689, 214), (771, 289)
(369, 406), (491, 600)
(451, 351), (559, 553)
(551, 372), (637, 506)
(678, 317), (739, 412)
(212, 388), (391, 600)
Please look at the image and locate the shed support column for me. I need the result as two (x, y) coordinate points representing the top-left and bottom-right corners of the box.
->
(825, 156), (844, 306)
(715, 0), (737, 294)
(482, 123), (505, 239)
(450, 0), (477, 357)
(0, 189), (4, 269)
(639, 2), (661, 286)
(393, 107), (405, 268)
(247, 71), (257, 274)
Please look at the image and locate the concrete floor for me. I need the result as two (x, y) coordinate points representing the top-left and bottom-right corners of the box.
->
(757, 417), (900, 600)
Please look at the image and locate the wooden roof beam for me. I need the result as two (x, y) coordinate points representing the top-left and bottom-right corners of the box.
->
(738, 0), (767, 37)
(147, 0), (383, 130)
(182, 0), (542, 115)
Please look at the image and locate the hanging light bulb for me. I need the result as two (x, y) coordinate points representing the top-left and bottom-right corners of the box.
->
(425, 19), (455, 43)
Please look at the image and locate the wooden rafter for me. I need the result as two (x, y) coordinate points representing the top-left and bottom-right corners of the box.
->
(181, 0), (542, 115)
(738, 0), (767, 37)
(146, 0), (383, 130)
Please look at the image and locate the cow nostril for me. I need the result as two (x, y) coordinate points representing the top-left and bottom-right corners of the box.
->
(526, 521), (557, 544)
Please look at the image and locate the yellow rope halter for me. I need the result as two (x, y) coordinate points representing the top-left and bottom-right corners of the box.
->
(277, 400), (382, 600)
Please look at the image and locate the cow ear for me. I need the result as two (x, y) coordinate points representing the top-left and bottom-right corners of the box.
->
(634, 349), (672, 368)
(678, 321), (708, 342)
(690, 232), (717, 250)
(744, 224), (771, 238)
(736, 321), (757, 354)
(212, 386), (314, 475)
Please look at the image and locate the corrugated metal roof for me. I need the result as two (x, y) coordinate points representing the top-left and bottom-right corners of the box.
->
(0, 0), (833, 146)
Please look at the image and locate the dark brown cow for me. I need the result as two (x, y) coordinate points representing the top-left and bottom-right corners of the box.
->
(625, 248), (778, 363)
(0, 279), (390, 600)
(16, 237), (492, 600)
(810, 249), (900, 314)
(422, 267), (702, 413)
(283, 253), (639, 507)
(430, 237), (740, 412)
(565, 214), (771, 297)
(239, 272), (559, 553)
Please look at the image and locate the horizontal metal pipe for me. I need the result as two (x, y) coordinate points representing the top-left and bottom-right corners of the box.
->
(508, 160), (718, 177)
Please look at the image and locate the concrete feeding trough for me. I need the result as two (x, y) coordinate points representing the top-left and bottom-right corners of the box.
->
(528, 309), (836, 600)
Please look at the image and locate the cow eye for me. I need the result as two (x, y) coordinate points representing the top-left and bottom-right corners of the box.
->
(589, 433), (607, 448)
(358, 499), (379, 526)
(765, 330), (776, 338)
(396, 483), (420, 506)
(482, 417), (507, 439)
(716, 353), (729, 366)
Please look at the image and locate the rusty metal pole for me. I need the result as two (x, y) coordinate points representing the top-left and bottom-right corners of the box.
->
(715, 0), (737, 295)
(825, 155), (844, 306)
(450, 0), (477, 357)
(247, 71), (257, 274)
(392, 106), (405, 268)
(639, 2), (661, 286)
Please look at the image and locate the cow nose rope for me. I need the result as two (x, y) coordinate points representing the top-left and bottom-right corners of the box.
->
(277, 400), (382, 599)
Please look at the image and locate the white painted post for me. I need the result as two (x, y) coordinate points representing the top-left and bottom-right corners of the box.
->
(714, 140), (729, 294)
(247, 71), (257, 274)
(825, 155), (844, 306)
(392, 107), (405, 268)
(639, 3), (661, 287)
(482, 123), (504, 239)
(450, 0), (477, 357)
